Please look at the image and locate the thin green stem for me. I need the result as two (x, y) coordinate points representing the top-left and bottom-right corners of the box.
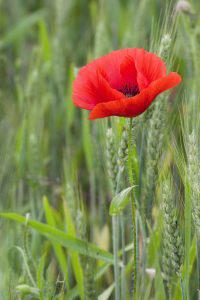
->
(169, 290), (172, 300)
(196, 231), (200, 294)
(112, 165), (124, 300)
(112, 215), (120, 300)
(120, 212), (126, 299)
(184, 182), (191, 300)
(131, 194), (137, 298)
(137, 209), (146, 298)
(90, 172), (96, 241)
(113, 169), (123, 300)
(180, 276), (185, 300)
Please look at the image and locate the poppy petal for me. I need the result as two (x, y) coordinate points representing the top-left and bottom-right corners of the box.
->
(72, 67), (124, 110)
(89, 72), (181, 120)
(74, 49), (139, 93)
(120, 54), (138, 89)
(134, 49), (167, 90)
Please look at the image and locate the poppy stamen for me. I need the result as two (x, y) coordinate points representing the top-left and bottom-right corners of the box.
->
(119, 85), (139, 98)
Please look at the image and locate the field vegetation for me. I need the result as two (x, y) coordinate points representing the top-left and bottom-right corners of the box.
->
(0, 0), (200, 299)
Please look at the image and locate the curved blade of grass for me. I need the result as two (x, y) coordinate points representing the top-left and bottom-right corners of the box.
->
(98, 283), (115, 300)
(15, 246), (36, 287)
(0, 212), (114, 264)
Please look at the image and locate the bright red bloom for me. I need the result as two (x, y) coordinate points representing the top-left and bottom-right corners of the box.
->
(72, 48), (181, 120)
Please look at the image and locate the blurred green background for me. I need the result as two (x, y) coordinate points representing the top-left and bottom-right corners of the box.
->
(0, 0), (200, 299)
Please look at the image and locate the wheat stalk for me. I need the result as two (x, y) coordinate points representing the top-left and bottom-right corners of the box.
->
(162, 180), (183, 297)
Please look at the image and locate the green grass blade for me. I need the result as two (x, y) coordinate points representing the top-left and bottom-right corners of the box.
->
(38, 20), (52, 61)
(174, 238), (196, 300)
(63, 200), (84, 300)
(15, 246), (36, 287)
(98, 283), (115, 300)
(37, 253), (46, 300)
(0, 212), (114, 264)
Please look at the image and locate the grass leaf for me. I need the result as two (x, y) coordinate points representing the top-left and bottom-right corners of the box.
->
(109, 186), (135, 216)
(0, 212), (114, 264)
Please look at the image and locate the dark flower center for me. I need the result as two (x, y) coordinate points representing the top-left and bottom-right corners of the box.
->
(118, 85), (139, 98)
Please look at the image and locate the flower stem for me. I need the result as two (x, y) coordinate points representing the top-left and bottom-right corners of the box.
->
(112, 215), (120, 300)
(131, 193), (137, 298)
(120, 212), (126, 299)
(112, 169), (123, 300)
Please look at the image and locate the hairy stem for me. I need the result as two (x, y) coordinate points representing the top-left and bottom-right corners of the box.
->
(131, 194), (137, 298)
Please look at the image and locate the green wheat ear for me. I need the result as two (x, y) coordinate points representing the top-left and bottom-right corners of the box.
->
(142, 34), (172, 218)
(162, 180), (184, 295)
(117, 121), (130, 172)
(106, 128), (118, 192)
(187, 130), (200, 233)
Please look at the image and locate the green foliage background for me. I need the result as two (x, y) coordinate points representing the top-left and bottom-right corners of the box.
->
(0, 0), (200, 299)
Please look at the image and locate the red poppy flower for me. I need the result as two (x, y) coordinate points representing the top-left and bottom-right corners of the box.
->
(72, 48), (181, 120)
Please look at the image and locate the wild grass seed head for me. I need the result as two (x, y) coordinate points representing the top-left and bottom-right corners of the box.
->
(162, 180), (184, 292)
